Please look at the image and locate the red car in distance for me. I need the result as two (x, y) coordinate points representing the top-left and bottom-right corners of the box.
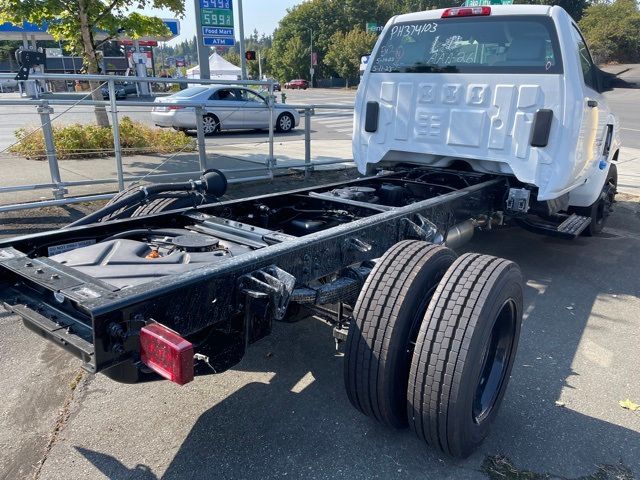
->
(284, 79), (309, 90)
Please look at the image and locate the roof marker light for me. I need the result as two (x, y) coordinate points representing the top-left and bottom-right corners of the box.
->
(442, 6), (491, 17)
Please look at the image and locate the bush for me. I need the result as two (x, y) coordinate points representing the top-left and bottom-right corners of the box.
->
(10, 116), (196, 160)
(579, 0), (640, 64)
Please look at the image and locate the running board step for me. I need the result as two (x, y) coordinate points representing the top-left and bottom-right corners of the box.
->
(517, 213), (591, 239)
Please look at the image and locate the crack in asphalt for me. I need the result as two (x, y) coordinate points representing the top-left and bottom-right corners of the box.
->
(31, 369), (87, 480)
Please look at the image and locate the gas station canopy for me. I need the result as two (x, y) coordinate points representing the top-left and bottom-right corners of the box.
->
(0, 19), (180, 42)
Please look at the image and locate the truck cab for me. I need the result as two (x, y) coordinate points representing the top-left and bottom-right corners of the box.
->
(354, 5), (619, 219)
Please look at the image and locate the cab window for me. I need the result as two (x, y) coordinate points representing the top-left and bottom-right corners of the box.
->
(572, 25), (597, 91)
(371, 15), (562, 74)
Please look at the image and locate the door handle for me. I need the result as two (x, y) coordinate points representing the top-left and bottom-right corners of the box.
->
(587, 100), (598, 108)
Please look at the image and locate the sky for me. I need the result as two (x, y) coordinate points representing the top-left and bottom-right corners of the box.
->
(142, 0), (300, 45)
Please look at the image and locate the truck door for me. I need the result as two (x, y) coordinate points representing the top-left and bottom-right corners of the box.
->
(569, 24), (608, 180)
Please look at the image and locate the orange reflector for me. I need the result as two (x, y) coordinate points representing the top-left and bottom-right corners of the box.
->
(140, 323), (194, 385)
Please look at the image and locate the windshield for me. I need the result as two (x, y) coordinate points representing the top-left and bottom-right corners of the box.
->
(371, 15), (562, 74)
(172, 87), (209, 98)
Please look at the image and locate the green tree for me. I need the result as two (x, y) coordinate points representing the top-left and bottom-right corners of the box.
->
(325, 28), (377, 87)
(270, 0), (449, 81)
(579, 0), (640, 63)
(514, 0), (588, 21)
(0, 0), (185, 126)
(0, 41), (22, 72)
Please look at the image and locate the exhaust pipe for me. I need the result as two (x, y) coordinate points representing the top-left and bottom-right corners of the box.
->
(445, 219), (475, 250)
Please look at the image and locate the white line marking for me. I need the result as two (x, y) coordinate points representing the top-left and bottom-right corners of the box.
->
(621, 127), (640, 133)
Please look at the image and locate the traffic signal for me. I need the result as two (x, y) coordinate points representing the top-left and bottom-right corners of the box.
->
(245, 50), (256, 61)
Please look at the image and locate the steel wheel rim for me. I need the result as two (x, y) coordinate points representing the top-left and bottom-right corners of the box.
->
(280, 115), (292, 131)
(472, 299), (516, 424)
(203, 117), (217, 134)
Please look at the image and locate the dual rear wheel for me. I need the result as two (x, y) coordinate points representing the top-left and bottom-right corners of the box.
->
(344, 240), (523, 458)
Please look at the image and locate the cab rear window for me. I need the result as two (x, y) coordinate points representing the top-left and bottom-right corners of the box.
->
(371, 15), (562, 74)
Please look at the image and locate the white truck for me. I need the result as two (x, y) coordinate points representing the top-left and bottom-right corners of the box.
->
(0, 4), (626, 461)
(355, 4), (619, 235)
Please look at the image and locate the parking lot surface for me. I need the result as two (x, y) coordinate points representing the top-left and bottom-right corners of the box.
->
(0, 177), (638, 480)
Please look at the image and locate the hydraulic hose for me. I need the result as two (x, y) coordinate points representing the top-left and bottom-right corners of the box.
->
(66, 169), (227, 228)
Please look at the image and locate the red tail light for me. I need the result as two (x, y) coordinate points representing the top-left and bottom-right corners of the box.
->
(168, 105), (185, 110)
(442, 6), (491, 17)
(140, 323), (194, 385)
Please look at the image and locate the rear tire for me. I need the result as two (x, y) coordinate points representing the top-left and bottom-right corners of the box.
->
(202, 114), (220, 135)
(101, 187), (209, 221)
(344, 241), (457, 429)
(407, 253), (523, 458)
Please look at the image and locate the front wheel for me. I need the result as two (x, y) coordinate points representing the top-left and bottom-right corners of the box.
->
(276, 113), (295, 133)
(571, 163), (617, 236)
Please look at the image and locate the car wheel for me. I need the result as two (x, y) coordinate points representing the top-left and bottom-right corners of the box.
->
(202, 114), (220, 135)
(407, 253), (523, 458)
(570, 163), (617, 236)
(276, 113), (295, 133)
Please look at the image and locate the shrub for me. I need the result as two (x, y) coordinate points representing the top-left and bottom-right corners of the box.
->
(10, 116), (195, 160)
(579, 0), (640, 64)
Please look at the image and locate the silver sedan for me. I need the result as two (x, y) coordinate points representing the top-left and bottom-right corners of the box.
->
(151, 86), (300, 135)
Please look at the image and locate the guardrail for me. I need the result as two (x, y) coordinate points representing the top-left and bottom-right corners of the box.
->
(0, 73), (355, 213)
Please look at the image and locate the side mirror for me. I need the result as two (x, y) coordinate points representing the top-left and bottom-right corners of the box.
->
(596, 66), (638, 92)
(594, 67), (612, 93)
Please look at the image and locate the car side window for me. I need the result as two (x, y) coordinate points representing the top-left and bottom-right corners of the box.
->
(211, 89), (237, 101)
(572, 25), (597, 91)
(240, 89), (265, 103)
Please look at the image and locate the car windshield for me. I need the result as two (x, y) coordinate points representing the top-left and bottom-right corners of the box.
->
(172, 87), (209, 98)
(371, 15), (562, 74)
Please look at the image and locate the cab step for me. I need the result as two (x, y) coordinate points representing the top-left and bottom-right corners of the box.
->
(517, 213), (591, 239)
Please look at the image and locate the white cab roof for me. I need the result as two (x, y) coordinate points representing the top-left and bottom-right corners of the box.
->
(394, 5), (555, 23)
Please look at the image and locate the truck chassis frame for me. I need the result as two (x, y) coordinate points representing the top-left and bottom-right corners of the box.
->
(0, 167), (504, 380)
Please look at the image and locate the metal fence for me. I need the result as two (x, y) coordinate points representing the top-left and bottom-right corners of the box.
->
(0, 72), (355, 213)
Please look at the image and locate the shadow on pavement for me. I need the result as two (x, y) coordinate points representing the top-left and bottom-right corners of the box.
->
(67, 198), (640, 479)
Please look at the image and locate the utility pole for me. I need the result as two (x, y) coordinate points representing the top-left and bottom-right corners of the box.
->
(258, 51), (263, 79)
(194, 0), (210, 79)
(310, 28), (314, 88)
(303, 27), (314, 88)
(238, 0), (247, 80)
